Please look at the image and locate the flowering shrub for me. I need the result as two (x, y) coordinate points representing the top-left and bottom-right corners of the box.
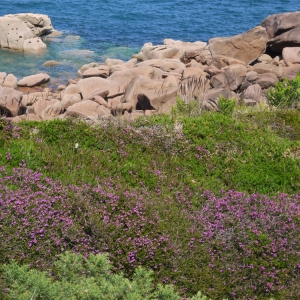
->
(0, 166), (177, 283)
(1, 112), (300, 299)
(189, 190), (300, 299)
(0, 166), (299, 299)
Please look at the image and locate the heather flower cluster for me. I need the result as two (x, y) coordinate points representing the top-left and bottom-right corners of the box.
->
(0, 166), (175, 274)
(190, 190), (300, 298)
(1, 165), (299, 299)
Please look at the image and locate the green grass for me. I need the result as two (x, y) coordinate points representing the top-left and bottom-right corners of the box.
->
(1, 108), (300, 195)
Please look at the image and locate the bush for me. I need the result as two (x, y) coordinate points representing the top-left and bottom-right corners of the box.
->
(0, 166), (299, 299)
(3, 251), (181, 299)
(218, 95), (236, 115)
(266, 72), (300, 108)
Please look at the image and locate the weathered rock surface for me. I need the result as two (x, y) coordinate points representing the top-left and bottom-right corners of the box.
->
(211, 55), (246, 69)
(134, 39), (207, 61)
(61, 94), (82, 109)
(23, 37), (47, 53)
(0, 13), (53, 51)
(282, 47), (300, 65)
(209, 26), (268, 64)
(66, 100), (111, 118)
(0, 73), (18, 89)
(254, 73), (278, 89)
(267, 27), (300, 52)
(240, 84), (262, 103)
(0, 87), (23, 116)
(260, 11), (300, 39)
(0, 16), (33, 50)
(77, 77), (112, 100)
(82, 65), (110, 78)
(121, 75), (178, 112)
(18, 73), (50, 87)
(211, 69), (242, 91)
(203, 88), (237, 111)
(250, 63), (283, 78)
(12, 13), (53, 36)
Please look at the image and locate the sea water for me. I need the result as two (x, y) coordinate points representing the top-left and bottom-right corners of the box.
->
(0, 0), (297, 86)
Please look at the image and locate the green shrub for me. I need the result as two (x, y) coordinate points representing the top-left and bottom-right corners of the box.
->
(171, 96), (200, 118)
(218, 95), (236, 115)
(266, 72), (300, 108)
(3, 252), (181, 300)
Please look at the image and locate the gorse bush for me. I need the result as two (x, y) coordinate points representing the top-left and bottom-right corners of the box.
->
(266, 72), (300, 108)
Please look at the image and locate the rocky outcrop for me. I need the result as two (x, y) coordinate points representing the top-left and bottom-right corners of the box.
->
(0, 13), (53, 52)
(5, 11), (300, 123)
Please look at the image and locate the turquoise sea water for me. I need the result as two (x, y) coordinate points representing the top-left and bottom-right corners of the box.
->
(0, 0), (298, 86)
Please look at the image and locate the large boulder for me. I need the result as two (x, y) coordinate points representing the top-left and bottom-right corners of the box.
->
(0, 13), (53, 51)
(182, 67), (208, 79)
(61, 93), (81, 109)
(253, 73), (278, 89)
(121, 75), (177, 112)
(1, 73), (18, 89)
(137, 59), (185, 72)
(210, 55), (246, 69)
(208, 26), (268, 64)
(267, 27), (300, 52)
(12, 13), (53, 36)
(107, 65), (164, 98)
(282, 47), (300, 65)
(82, 65), (110, 78)
(18, 73), (50, 87)
(32, 98), (56, 117)
(250, 63), (283, 78)
(281, 65), (300, 80)
(77, 77), (112, 99)
(0, 87), (23, 116)
(211, 68), (242, 91)
(60, 83), (81, 99)
(133, 39), (207, 61)
(41, 101), (64, 120)
(260, 11), (300, 39)
(0, 16), (33, 50)
(240, 84), (262, 103)
(66, 100), (111, 119)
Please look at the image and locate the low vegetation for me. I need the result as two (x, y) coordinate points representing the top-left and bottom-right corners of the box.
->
(1, 75), (300, 299)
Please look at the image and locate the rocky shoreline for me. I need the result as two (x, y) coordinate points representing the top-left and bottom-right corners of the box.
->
(1, 11), (300, 122)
